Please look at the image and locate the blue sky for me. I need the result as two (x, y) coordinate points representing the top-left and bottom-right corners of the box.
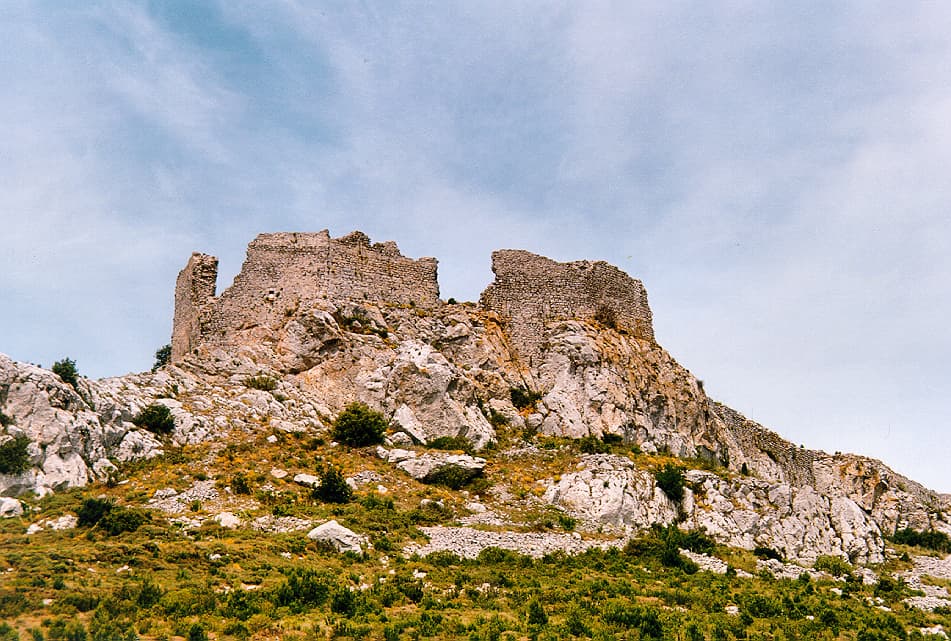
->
(2, 2), (949, 491)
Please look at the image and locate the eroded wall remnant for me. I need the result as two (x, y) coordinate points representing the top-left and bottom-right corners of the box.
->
(171, 232), (655, 365)
(479, 249), (654, 363)
(171, 231), (439, 361)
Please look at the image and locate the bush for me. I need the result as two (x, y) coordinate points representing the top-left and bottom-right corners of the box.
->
(0, 434), (31, 474)
(510, 387), (542, 410)
(423, 464), (481, 490)
(231, 473), (252, 495)
(52, 358), (79, 389)
(655, 463), (685, 502)
(332, 402), (387, 447)
(152, 344), (171, 372)
(132, 403), (175, 435)
(425, 435), (473, 453)
(578, 435), (613, 454)
(313, 465), (353, 504)
(0, 411), (12, 427)
(814, 555), (852, 578)
(187, 623), (208, 641)
(527, 598), (548, 626)
(244, 374), (278, 391)
(99, 506), (147, 535)
(890, 527), (951, 554)
(77, 498), (147, 535)
(77, 498), (115, 527)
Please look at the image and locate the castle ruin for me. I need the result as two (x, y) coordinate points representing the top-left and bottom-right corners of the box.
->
(171, 231), (654, 364)
(480, 249), (654, 363)
(171, 231), (439, 361)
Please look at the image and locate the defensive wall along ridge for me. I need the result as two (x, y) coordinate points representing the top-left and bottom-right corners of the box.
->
(171, 231), (655, 363)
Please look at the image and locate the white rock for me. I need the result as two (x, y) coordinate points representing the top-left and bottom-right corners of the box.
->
(396, 453), (486, 483)
(307, 520), (367, 554)
(266, 435), (278, 443)
(270, 468), (288, 479)
(293, 473), (320, 488)
(0, 497), (23, 518)
(213, 512), (242, 529)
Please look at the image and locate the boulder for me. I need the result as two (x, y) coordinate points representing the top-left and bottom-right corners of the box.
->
(396, 453), (486, 484)
(293, 473), (320, 488)
(214, 512), (242, 529)
(0, 497), (23, 518)
(307, 520), (367, 554)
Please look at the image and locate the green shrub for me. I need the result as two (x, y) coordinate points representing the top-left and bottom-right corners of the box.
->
(527, 598), (548, 626)
(77, 498), (115, 527)
(52, 358), (79, 389)
(890, 527), (951, 553)
(814, 555), (852, 577)
(655, 463), (685, 502)
(132, 403), (175, 435)
(187, 623), (208, 641)
(423, 464), (480, 490)
(425, 435), (473, 453)
(510, 387), (542, 410)
(99, 506), (147, 535)
(273, 567), (332, 612)
(244, 374), (278, 392)
(76, 498), (146, 535)
(0, 434), (31, 474)
(0, 411), (12, 427)
(486, 409), (508, 429)
(578, 435), (611, 454)
(313, 465), (353, 504)
(332, 402), (387, 447)
(152, 344), (171, 372)
(231, 473), (252, 495)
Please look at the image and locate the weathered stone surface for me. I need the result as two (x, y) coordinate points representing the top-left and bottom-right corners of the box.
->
(543, 455), (679, 528)
(293, 473), (319, 488)
(307, 519), (367, 554)
(394, 452), (486, 484)
(543, 457), (884, 565)
(405, 526), (619, 559)
(0, 497), (23, 517)
(213, 512), (242, 529)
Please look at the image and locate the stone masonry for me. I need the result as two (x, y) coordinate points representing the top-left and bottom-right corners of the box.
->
(172, 232), (654, 366)
(479, 249), (654, 364)
(172, 231), (439, 361)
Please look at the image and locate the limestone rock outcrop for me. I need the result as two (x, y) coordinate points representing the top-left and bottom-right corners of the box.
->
(2, 230), (948, 566)
(307, 519), (367, 554)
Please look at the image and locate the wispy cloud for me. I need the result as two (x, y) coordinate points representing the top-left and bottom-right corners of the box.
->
(0, 2), (948, 489)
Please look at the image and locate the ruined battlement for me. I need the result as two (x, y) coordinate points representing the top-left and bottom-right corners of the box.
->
(479, 249), (654, 363)
(171, 231), (439, 361)
(171, 232), (655, 365)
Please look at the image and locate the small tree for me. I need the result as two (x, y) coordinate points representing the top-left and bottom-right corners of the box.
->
(0, 435), (31, 475)
(313, 464), (353, 504)
(52, 358), (79, 389)
(654, 463), (685, 502)
(152, 344), (171, 372)
(132, 403), (176, 436)
(332, 402), (387, 447)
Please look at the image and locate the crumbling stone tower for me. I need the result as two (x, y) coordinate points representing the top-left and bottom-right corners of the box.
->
(171, 231), (439, 362)
(479, 249), (654, 364)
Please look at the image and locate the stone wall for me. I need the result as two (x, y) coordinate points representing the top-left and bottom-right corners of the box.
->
(479, 249), (654, 363)
(713, 403), (817, 487)
(171, 253), (219, 362)
(171, 231), (439, 361)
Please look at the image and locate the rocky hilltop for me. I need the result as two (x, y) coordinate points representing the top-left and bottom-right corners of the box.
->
(1, 230), (949, 568)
